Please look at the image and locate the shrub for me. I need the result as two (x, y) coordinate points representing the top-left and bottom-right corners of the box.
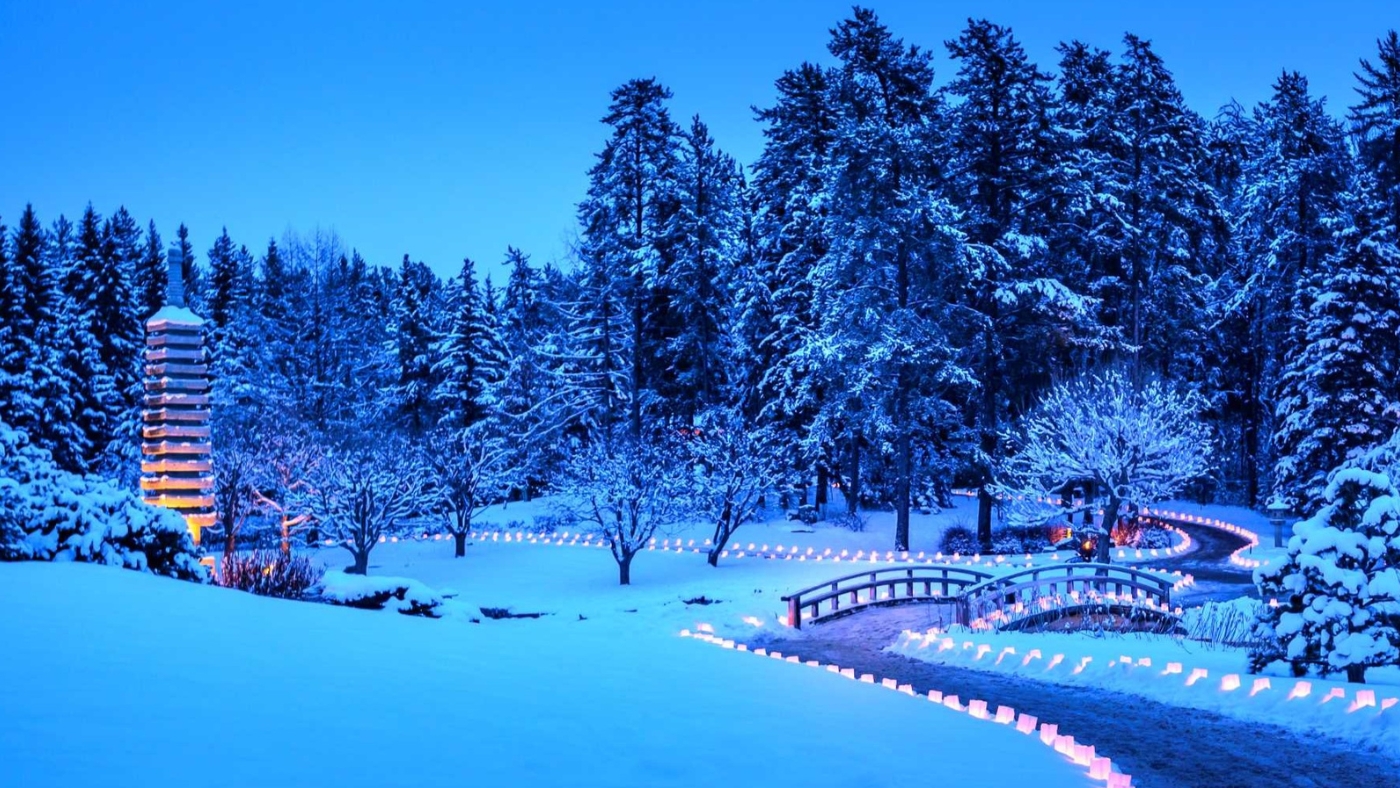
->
(1, 424), (206, 581)
(835, 512), (866, 532)
(218, 550), (323, 599)
(788, 505), (819, 525)
(938, 525), (979, 556)
(533, 512), (576, 535)
(315, 570), (443, 617)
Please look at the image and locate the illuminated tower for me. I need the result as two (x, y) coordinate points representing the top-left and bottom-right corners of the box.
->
(140, 248), (216, 544)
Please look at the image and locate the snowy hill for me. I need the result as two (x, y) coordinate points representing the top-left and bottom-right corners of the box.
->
(0, 563), (1092, 788)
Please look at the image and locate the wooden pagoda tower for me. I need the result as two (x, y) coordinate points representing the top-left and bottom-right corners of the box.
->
(140, 248), (216, 544)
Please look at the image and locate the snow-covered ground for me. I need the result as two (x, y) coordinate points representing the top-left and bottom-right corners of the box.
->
(0, 562), (1098, 788)
(890, 624), (1400, 755)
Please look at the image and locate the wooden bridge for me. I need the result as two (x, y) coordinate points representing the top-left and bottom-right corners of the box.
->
(783, 563), (1178, 631)
(782, 566), (994, 629)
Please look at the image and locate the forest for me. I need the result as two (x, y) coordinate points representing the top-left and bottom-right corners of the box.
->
(3, 8), (1400, 556)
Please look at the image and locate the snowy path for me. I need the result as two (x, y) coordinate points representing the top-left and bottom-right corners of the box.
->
(760, 608), (1400, 788)
(1162, 521), (1257, 606)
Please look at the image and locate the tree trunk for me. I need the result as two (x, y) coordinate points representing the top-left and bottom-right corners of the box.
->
(847, 431), (861, 518)
(350, 550), (369, 575)
(453, 531), (468, 558)
(1097, 495), (1121, 564)
(224, 529), (236, 562)
(1346, 664), (1367, 684)
(618, 552), (633, 586)
(977, 487), (994, 551)
(894, 422), (911, 553)
(815, 464), (828, 509)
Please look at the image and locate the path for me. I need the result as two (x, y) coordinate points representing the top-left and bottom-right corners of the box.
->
(761, 608), (1400, 788)
(1165, 521), (1257, 606)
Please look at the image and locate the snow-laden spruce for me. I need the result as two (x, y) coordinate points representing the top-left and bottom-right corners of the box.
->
(0, 422), (205, 580)
(1251, 468), (1400, 682)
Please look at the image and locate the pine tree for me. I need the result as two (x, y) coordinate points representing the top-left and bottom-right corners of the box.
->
(1274, 187), (1400, 514)
(1350, 31), (1400, 233)
(664, 115), (743, 420)
(745, 61), (837, 508)
(136, 220), (166, 317)
(497, 247), (555, 492)
(569, 78), (681, 439)
(1252, 468), (1400, 683)
(432, 257), (504, 430)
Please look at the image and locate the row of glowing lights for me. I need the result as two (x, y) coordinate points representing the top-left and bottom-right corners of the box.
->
(907, 631), (1398, 717)
(681, 625), (1134, 788)
(362, 529), (1195, 577)
(1140, 508), (1267, 569)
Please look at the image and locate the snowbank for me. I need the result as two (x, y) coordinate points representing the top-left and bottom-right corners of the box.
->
(0, 562), (1092, 788)
(315, 569), (444, 616)
(890, 626), (1400, 754)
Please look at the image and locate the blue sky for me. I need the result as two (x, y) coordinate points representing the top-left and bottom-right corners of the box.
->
(0, 0), (1390, 280)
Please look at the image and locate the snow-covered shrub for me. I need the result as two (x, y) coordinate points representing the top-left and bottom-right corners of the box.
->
(218, 550), (323, 600)
(990, 530), (1022, 555)
(315, 570), (443, 617)
(1136, 526), (1174, 550)
(939, 526), (979, 556)
(0, 423), (206, 581)
(533, 512), (576, 535)
(1250, 469), (1400, 682)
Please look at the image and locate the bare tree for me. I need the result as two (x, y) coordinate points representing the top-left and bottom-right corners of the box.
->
(685, 407), (785, 566)
(210, 419), (262, 560)
(997, 368), (1212, 562)
(562, 431), (686, 585)
(308, 443), (429, 574)
(426, 424), (516, 558)
(252, 433), (321, 555)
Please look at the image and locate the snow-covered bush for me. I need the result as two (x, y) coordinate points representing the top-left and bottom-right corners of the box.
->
(939, 526), (979, 556)
(315, 570), (443, 617)
(0, 423), (206, 581)
(218, 550), (323, 600)
(1250, 469), (1400, 682)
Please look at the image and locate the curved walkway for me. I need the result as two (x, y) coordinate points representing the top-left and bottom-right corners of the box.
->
(1165, 521), (1257, 606)
(761, 608), (1399, 788)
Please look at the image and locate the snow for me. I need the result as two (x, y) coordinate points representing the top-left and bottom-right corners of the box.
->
(890, 623), (1400, 754)
(0, 562), (1094, 788)
(146, 305), (204, 326)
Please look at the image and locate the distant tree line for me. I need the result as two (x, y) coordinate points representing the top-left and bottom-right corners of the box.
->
(3, 10), (1399, 553)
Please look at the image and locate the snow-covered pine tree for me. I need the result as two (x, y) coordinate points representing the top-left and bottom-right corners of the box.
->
(745, 61), (837, 509)
(663, 116), (743, 421)
(810, 7), (969, 548)
(1273, 184), (1400, 514)
(945, 19), (1098, 548)
(135, 220), (166, 318)
(42, 213), (92, 473)
(1350, 30), (1400, 234)
(432, 256), (505, 430)
(389, 255), (443, 433)
(569, 78), (681, 440)
(0, 206), (52, 448)
(1251, 468), (1400, 683)
(497, 247), (557, 494)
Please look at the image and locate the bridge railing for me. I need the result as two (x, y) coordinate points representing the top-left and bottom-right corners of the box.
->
(956, 564), (1174, 626)
(781, 566), (994, 629)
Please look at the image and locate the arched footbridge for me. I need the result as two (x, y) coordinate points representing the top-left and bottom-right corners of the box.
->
(782, 563), (1180, 632)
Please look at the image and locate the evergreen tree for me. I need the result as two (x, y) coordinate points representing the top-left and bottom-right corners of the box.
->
(745, 61), (837, 508)
(664, 115), (743, 420)
(136, 219), (166, 317)
(1274, 188), (1400, 514)
(1351, 31), (1400, 233)
(569, 78), (681, 439)
(432, 257), (503, 430)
